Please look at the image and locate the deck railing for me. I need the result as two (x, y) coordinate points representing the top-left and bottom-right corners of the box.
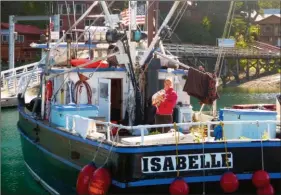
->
(63, 114), (280, 145)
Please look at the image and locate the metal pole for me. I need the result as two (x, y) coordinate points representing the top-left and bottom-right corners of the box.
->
(99, 1), (114, 29)
(9, 15), (15, 69)
(140, 1), (180, 66)
(52, 14), (60, 33)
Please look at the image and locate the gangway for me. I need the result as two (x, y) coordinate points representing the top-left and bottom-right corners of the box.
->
(1, 62), (42, 96)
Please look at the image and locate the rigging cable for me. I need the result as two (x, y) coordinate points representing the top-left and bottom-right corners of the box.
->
(214, 1), (234, 77)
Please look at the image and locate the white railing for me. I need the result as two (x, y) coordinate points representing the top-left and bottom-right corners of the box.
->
(163, 43), (280, 57)
(1, 62), (42, 95)
(62, 114), (280, 146)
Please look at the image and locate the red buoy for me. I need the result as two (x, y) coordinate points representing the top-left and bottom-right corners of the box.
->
(252, 170), (270, 188)
(257, 184), (275, 195)
(220, 172), (239, 193)
(169, 178), (189, 195)
(76, 162), (97, 195)
(88, 168), (111, 195)
(45, 80), (53, 101)
(110, 121), (118, 136)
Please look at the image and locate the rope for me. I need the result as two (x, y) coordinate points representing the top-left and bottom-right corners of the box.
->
(221, 122), (230, 169)
(259, 121), (265, 170)
(173, 123), (180, 177)
(74, 79), (92, 104)
(200, 122), (206, 195)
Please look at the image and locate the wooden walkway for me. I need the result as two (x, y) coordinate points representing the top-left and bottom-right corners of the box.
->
(163, 43), (280, 59)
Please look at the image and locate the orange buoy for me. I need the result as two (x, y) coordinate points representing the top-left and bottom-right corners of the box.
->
(252, 170), (270, 188)
(220, 172), (239, 193)
(169, 178), (189, 195)
(76, 162), (97, 195)
(88, 168), (111, 195)
(257, 184), (275, 195)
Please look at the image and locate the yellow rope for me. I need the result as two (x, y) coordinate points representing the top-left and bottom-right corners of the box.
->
(173, 123), (180, 177)
(221, 122), (229, 169)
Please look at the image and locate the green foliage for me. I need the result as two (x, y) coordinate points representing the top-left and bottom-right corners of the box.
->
(202, 16), (211, 31)
(258, 0), (281, 9)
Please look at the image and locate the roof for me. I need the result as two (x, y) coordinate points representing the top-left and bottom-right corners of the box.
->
(1, 23), (44, 35)
(255, 9), (280, 22)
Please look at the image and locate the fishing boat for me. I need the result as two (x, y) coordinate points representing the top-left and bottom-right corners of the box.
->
(17, 1), (280, 195)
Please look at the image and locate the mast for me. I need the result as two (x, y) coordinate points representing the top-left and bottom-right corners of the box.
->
(147, 1), (155, 46)
(128, 1), (137, 65)
(41, 17), (52, 119)
(140, 1), (180, 66)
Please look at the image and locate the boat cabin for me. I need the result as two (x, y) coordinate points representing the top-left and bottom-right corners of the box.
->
(49, 66), (191, 125)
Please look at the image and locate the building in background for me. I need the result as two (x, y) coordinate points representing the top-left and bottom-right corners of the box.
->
(255, 9), (281, 47)
(1, 23), (43, 64)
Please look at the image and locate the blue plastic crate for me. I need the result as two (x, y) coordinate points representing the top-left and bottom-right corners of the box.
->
(50, 104), (98, 128)
(221, 109), (277, 139)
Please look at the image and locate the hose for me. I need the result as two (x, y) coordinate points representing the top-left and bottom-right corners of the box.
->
(74, 80), (92, 104)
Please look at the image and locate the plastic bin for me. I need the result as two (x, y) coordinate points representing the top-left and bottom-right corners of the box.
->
(50, 104), (99, 128)
(221, 109), (277, 139)
(177, 105), (193, 132)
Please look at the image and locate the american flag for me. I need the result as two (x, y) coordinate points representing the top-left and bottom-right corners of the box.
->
(120, 3), (146, 26)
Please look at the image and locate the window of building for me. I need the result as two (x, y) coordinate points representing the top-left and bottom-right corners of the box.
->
(1, 35), (9, 42)
(59, 4), (74, 15)
(85, 19), (95, 26)
(17, 35), (24, 43)
(75, 4), (85, 15)
(264, 25), (272, 32)
(60, 19), (63, 28)
(274, 25), (279, 36)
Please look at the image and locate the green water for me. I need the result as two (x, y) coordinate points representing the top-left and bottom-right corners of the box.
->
(1, 91), (279, 195)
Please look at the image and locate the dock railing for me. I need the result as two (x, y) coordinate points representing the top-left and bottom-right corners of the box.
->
(1, 61), (41, 95)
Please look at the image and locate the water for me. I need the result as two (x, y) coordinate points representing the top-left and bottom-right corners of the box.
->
(1, 91), (279, 195)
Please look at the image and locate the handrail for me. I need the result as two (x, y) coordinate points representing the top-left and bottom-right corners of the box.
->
(1, 61), (39, 77)
(64, 112), (280, 145)
(163, 43), (280, 57)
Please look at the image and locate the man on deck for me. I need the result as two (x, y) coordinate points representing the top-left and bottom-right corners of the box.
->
(152, 77), (178, 133)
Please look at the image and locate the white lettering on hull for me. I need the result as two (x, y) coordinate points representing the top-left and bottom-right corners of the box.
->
(141, 152), (233, 173)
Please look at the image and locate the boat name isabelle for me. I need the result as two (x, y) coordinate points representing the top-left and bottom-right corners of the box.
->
(141, 152), (233, 173)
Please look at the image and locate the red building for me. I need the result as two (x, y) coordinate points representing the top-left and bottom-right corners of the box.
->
(53, 1), (125, 40)
(1, 23), (44, 63)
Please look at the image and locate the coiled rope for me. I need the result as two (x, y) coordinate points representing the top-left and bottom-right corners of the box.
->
(74, 73), (92, 104)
